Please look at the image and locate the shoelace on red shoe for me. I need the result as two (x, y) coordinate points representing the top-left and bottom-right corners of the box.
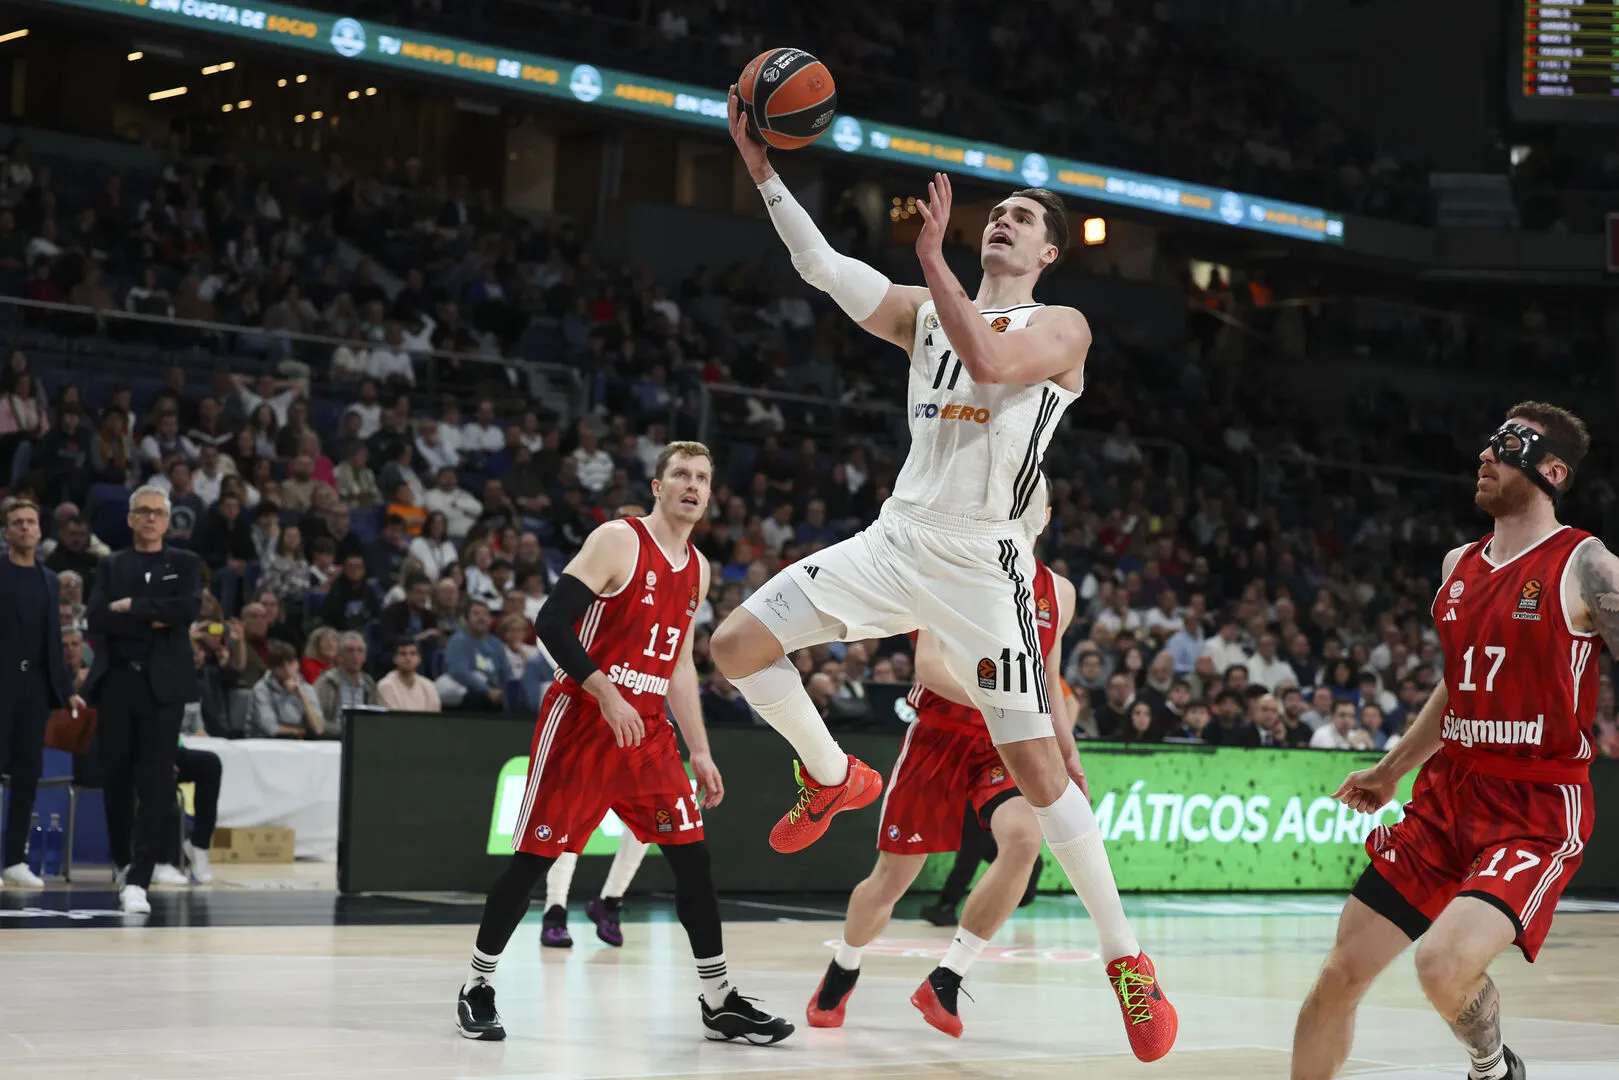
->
(784, 761), (819, 825)
(1110, 961), (1159, 1026)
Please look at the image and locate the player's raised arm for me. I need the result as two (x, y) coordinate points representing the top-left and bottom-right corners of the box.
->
(668, 561), (724, 808)
(1569, 537), (1619, 654)
(728, 87), (927, 350)
(533, 521), (646, 747)
(913, 173), (1090, 388)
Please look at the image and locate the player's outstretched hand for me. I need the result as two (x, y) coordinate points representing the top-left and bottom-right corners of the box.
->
(1334, 767), (1397, 815)
(727, 85), (772, 184)
(914, 171), (953, 261)
(598, 687), (646, 748)
(691, 750), (725, 809)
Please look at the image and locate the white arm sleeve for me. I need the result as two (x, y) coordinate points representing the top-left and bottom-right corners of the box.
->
(758, 175), (891, 323)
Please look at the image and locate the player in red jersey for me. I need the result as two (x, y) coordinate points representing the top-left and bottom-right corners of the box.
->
(808, 559), (1085, 1038)
(1292, 403), (1619, 1080)
(455, 442), (793, 1046)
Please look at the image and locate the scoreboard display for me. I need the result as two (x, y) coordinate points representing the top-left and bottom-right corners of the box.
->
(1516, 1), (1619, 121)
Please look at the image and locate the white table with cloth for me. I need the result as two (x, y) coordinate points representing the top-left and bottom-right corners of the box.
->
(180, 736), (343, 861)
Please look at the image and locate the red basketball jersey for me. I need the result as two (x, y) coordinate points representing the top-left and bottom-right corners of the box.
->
(552, 517), (703, 717)
(908, 561), (1060, 736)
(1432, 525), (1602, 782)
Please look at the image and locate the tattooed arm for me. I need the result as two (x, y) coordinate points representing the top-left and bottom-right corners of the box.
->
(1568, 538), (1619, 653)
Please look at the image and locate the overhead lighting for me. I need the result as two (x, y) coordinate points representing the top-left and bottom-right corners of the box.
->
(221, 103), (233, 112)
(295, 74), (307, 83)
(311, 110), (324, 119)
(127, 50), (144, 61)
(148, 86), (189, 101)
(201, 61), (236, 75)
(0, 29), (29, 44)
(1082, 217), (1107, 246)
(294, 113), (306, 123)
(365, 87), (377, 96)
(347, 90), (359, 100)
(277, 78), (287, 87)
(238, 99), (252, 109)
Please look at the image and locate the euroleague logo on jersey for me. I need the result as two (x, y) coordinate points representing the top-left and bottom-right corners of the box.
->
(1513, 578), (1543, 622)
(688, 584), (700, 615)
(977, 657), (998, 690)
(990, 316), (1012, 333)
(1036, 595), (1053, 626)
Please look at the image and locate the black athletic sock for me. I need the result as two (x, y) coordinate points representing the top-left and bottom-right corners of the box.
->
(474, 852), (553, 957)
(818, 959), (860, 1010)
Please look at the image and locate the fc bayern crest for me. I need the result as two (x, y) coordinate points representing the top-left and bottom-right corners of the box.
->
(646, 570), (657, 589)
(1449, 580), (1465, 600)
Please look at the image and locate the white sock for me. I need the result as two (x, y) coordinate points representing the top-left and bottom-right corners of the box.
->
(1033, 781), (1140, 962)
(940, 927), (988, 977)
(602, 836), (648, 899)
(695, 952), (730, 1009)
(1469, 1046), (1508, 1080)
(833, 938), (863, 970)
(730, 656), (848, 786)
(544, 851), (577, 911)
(464, 947), (500, 993)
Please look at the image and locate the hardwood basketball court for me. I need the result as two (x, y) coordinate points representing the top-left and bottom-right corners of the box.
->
(1, 866), (1616, 1078)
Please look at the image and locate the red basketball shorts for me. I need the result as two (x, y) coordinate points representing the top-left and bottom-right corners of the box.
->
(513, 686), (704, 857)
(1364, 751), (1592, 961)
(876, 720), (1020, 855)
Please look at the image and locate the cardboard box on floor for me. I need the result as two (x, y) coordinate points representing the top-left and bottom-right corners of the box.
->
(210, 826), (295, 864)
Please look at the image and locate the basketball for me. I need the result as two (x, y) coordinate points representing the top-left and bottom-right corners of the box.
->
(737, 48), (837, 150)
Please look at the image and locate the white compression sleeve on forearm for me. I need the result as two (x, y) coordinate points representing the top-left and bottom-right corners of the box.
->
(757, 175), (891, 322)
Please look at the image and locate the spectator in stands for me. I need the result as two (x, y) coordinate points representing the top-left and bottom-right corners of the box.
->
(279, 456), (320, 515)
(138, 411), (196, 472)
(515, 566), (548, 623)
(334, 441), (380, 508)
(57, 568), (87, 633)
(1310, 700), (1359, 750)
(1201, 619), (1250, 673)
(259, 524), (315, 606)
(377, 640), (440, 712)
(162, 461), (205, 546)
(1353, 703), (1385, 751)
(408, 510), (457, 581)
(424, 466), (481, 540)
(194, 490), (253, 614)
(1163, 699), (1213, 743)
(366, 513), (410, 585)
(1165, 611), (1205, 674)
(89, 407), (136, 488)
(498, 611), (539, 680)
(379, 572), (444, 668)
(1094, 673), (1134, 739)
(320, 553), (380, 632)
(305, 496), (366, 563)
(461, 399), (504, 469)
(1247, 633), (1298, 693)
(238, 601), (273, 686)
(462, 540), (500, 610)
(314, 631), (379, 734)
(1276, 688), (1312, 746)
(301, 627), (339, 685)
(571, 422), (613, 494)
(250, 640), (324, 738)
(384, 479), (427, 536)
(44, 514), (100, 592)
(415, 419), (458, 474)
(444, 600), (509, 711)
(1118, 700), (1162, 744)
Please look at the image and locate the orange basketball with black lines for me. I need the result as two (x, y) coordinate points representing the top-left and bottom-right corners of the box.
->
(737, 48), (837, 150)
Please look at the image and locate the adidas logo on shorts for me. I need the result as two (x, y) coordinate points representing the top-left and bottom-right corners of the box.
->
(908, 833), (924, 843)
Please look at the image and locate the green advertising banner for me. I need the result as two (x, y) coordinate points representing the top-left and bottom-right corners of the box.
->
(914, 746), (1418, 893)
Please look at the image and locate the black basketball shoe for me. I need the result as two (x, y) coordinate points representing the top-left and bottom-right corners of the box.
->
(456, 981), (506, 1041)
(700, 990), (795, 1044)
(918, 899), (958, 927)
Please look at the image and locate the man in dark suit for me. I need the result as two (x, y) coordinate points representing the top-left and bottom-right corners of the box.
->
(0, 499), (83, 887)
(84, 486), (203, 914)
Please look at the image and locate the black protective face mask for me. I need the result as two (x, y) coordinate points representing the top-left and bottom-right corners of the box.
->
(1484, 422), (1582, 506)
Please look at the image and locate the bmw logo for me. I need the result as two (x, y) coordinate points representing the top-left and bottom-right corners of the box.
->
(886, 824), (899, 840)
(535, 825), (552, 841)
(569, 64), (604, 103)
(1219, 192), (1245, 225)
(329, 18), (367, 59)
(832, 116), (863, 153)
(1020, 153), (1049, 186)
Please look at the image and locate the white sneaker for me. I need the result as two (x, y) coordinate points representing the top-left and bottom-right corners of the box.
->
(184, 841), (213, 884)
(151, 864), (190, 887)
(119, 885), (151, 914)
(1, 863), (44, 888)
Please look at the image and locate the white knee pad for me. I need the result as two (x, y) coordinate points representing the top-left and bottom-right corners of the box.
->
(727, 655), (802, 706)
(740, 572), (846, 654)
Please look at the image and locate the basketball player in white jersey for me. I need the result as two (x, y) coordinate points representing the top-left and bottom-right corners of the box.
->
(709, 89), (1176, 1062)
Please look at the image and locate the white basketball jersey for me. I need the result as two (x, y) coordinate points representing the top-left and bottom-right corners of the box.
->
(890, 300), (1081, 532)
